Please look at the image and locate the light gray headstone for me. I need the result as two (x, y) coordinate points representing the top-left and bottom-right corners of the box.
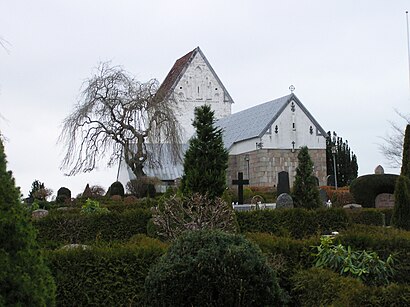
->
(342, 204), (362, 209)
(375, 193), (395, 209)
(276, 193), (294, 209)
(32, 209), (48, 219)
(375, 165), (384, 175)
(319, 189), (328, 205)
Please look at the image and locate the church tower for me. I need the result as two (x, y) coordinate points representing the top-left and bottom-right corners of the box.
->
(158, 47), (234, 142)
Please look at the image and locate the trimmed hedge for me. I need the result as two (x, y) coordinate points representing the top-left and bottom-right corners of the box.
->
(350, 174), (398, 208)
(347, 208), (386, 226)
(291, 267), (410, 306)
(236, 208), (349, 239)
(46, 239), (166, 306)
(34, 208), (151, 248)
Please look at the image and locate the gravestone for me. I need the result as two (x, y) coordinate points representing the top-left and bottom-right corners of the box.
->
(375, 165), (384, 175)
(343, 204), (362, 209)
(32, 209), (49, 219)
(276, 193), (294, 209)
(375, 193), (395, 209)
(277, 171), (290, 195)
(313, 176), (320, 186)
(232, 172), (249, 205)
(319, 189), (328, 206)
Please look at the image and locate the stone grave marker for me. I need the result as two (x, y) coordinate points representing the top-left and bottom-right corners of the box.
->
(32, 209), (49, 219)
(277, 171), (290, 195)
(319, 189), (328, 206)
(232, 172), (249, 205)
(375, 193), (395, 209)
(276, 193), (294, 209)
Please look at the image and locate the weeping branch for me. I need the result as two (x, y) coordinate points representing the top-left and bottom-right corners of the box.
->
(59, 62), (182, 178)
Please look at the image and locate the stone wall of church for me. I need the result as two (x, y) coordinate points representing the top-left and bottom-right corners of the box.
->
(227, 148), (327, 188)
(173, 52), (232, 142)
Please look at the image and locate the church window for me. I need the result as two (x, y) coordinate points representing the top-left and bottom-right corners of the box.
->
(292, 123), (295, 130)
(309, 126), (313, 134)
(291, 102), (295, 112)
(275, 125), (278, 134)
(198, 86), (200, 94)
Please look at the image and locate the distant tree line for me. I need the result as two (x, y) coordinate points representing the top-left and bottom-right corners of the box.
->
(326, 131), (358, 187)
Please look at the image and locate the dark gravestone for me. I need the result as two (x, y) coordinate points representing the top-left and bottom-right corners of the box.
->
(319, 189), (328, 206)
(277, 171), (290, 195)
(232, 172), (249, 205)
(313, 176), (320, 186)
(276, 193), (294, 209)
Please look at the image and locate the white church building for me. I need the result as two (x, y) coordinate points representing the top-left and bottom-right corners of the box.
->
(119, 47), (327, 189)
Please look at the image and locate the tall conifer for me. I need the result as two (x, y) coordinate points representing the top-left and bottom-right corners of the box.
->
(0, 138), (56, 305)
(180, 105), (228, 199)
(292, 146), (321, 209)
(400, 125), (410, 179)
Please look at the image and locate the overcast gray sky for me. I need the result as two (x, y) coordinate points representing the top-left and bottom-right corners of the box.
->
(1, 0), (409, 197)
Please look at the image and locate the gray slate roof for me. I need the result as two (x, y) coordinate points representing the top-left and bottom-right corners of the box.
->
(215, 93), (327, 149)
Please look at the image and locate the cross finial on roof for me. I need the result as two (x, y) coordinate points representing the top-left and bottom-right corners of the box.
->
(289, 85), (295, 93)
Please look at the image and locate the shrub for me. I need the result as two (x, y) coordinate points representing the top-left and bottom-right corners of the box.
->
(392, 175), (410, 230)
(276, 208), (318, 239)
(350, 174), (398, 208)
(107, 181), (125, 197)
(0, 138), (56, 305)
(47, 242), (166, 306)
(56, 187), (71, 204)
(151, 193), (238, 240)
(236, 210), (282, 235)
(126, 177), (158, 198)
(81, 198), (109, 215)
(315, 208), (350, 233)
(347, 283), (410, 306)
(144, 230), (285, 306)
(347, 208), (385, 226)
(291, 267), (364, 307)
(312, 236), (395, 286)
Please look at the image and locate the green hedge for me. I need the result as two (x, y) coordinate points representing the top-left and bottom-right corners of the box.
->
(236, 208), (349, 239)
(34, 208), (151, 248)
(46, 238), (166, 306)
(350, 174), (398, 208)
(347, 208), (386, 226)
(291, 267), (410, 306)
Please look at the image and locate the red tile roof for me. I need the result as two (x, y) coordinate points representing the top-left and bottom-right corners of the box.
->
(157, 48), (197, 99)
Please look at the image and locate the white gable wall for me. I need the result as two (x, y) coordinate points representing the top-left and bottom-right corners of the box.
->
(173, 52), (232, 142)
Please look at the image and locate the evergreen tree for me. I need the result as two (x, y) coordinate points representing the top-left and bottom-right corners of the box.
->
(326, 131), (358, 187)
(180, 105), (229, 199)
(392, 175), (410, 230)
(292, 146), (321, 209)
(0, 138), (56, 305)
(400, 125), (410, 179)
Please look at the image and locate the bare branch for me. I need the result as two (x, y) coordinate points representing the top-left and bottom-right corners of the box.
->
(59, 62), (182, 178)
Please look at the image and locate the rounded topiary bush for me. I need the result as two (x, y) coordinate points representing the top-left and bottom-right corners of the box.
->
(144, 230), (284, 306)
(56, 187), (71, 203)
(350, 174), (398, 208)
(107, 181), (125, 197)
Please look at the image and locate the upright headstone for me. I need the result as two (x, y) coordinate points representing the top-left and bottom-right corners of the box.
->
(375, 165), (385, 175)
(375, 193), (395, 209)
(276, 193), (294, 209)
(319, 189), (328, 206)
(277, 171), (290, 195)
(232, 172), (249, 205)
(32, 209), (49, 219)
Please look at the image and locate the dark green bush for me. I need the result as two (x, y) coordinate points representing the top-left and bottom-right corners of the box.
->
(56, 187), (71, 203)
(315, 208), (350, 233)
(276, 208), (318, 239)
(350, 174), (398, 208)
(379, 208), (394, 226)
(34, 208), (151, 248)
(126, 178), (157, 198)
(47, 240), (166, 306)
(0, 138), (56, 306)
(392, 175), (410, 230)
(291, 267), (363, 307)
(107, 181), (125, 197)
(347, 283), (410, 306)
(347, 208), (386, 226)
(236, 210), (282, 234)
(144, 230), (285, 306)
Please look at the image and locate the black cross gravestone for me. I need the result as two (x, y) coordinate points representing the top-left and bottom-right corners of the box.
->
(232, 172), (249, 205)
(277, 171), (290, 195)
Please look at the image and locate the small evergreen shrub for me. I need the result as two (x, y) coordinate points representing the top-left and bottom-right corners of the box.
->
(107, 181), (125, 197)
(347, 283), (410, 306)
(56, 187), (71, 203)
(144, 230), (285, 306)
(392, 175), (410, 230)
(236, 210), (282, 234)
(80, 198), (109, 214)
(350, 174), (398, 208)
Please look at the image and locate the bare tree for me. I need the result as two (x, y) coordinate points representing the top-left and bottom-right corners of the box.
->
(379, 111), (410, 168)
(59, 62), (182, 178)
